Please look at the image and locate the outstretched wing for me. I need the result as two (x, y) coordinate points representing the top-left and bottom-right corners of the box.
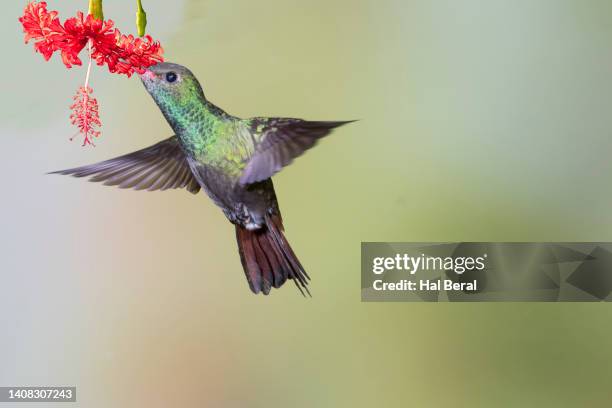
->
(239, 118), (354, 185)
(50, 136), (201, 194)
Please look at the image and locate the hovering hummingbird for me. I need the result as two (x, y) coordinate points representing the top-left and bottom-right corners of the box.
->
(52, 62), (353, 296)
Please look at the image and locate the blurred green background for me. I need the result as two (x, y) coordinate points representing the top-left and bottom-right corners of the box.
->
(2, 0), (612, 407)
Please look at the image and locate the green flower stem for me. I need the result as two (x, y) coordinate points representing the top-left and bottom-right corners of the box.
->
(136, 0), (147, 37)
(88, 0), (104, 20)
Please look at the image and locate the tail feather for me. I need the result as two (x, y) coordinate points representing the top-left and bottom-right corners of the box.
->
(268, 215), (310, 281)
(235, 214), (310, 296)
(251, 233), (273, 294)
(236, 227), (264, 293)
(255, 231), (286, 288)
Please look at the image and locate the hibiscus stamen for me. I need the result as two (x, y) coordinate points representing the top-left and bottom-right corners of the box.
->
(69, 40), (101, 146)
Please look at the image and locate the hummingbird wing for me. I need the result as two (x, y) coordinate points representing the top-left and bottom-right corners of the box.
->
(50, 136), (201, 194)
(239, 118), (354, 185)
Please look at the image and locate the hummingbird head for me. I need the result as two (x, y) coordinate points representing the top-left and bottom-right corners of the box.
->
(140, 62), (206, 117)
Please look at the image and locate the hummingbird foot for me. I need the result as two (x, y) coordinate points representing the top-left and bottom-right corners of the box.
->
(223, 204), (264, 231)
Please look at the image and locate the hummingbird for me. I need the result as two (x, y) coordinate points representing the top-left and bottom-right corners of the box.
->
(52, 62), (353, 296)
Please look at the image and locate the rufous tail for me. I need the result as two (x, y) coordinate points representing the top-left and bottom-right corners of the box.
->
(235, 214), (310, 296)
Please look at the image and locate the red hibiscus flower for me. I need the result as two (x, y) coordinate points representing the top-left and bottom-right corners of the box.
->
(19, 1), (163, 76)
(18, 1), (165, 146)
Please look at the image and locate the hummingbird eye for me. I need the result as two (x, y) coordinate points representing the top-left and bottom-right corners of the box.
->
(165, 72), (178, 83)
